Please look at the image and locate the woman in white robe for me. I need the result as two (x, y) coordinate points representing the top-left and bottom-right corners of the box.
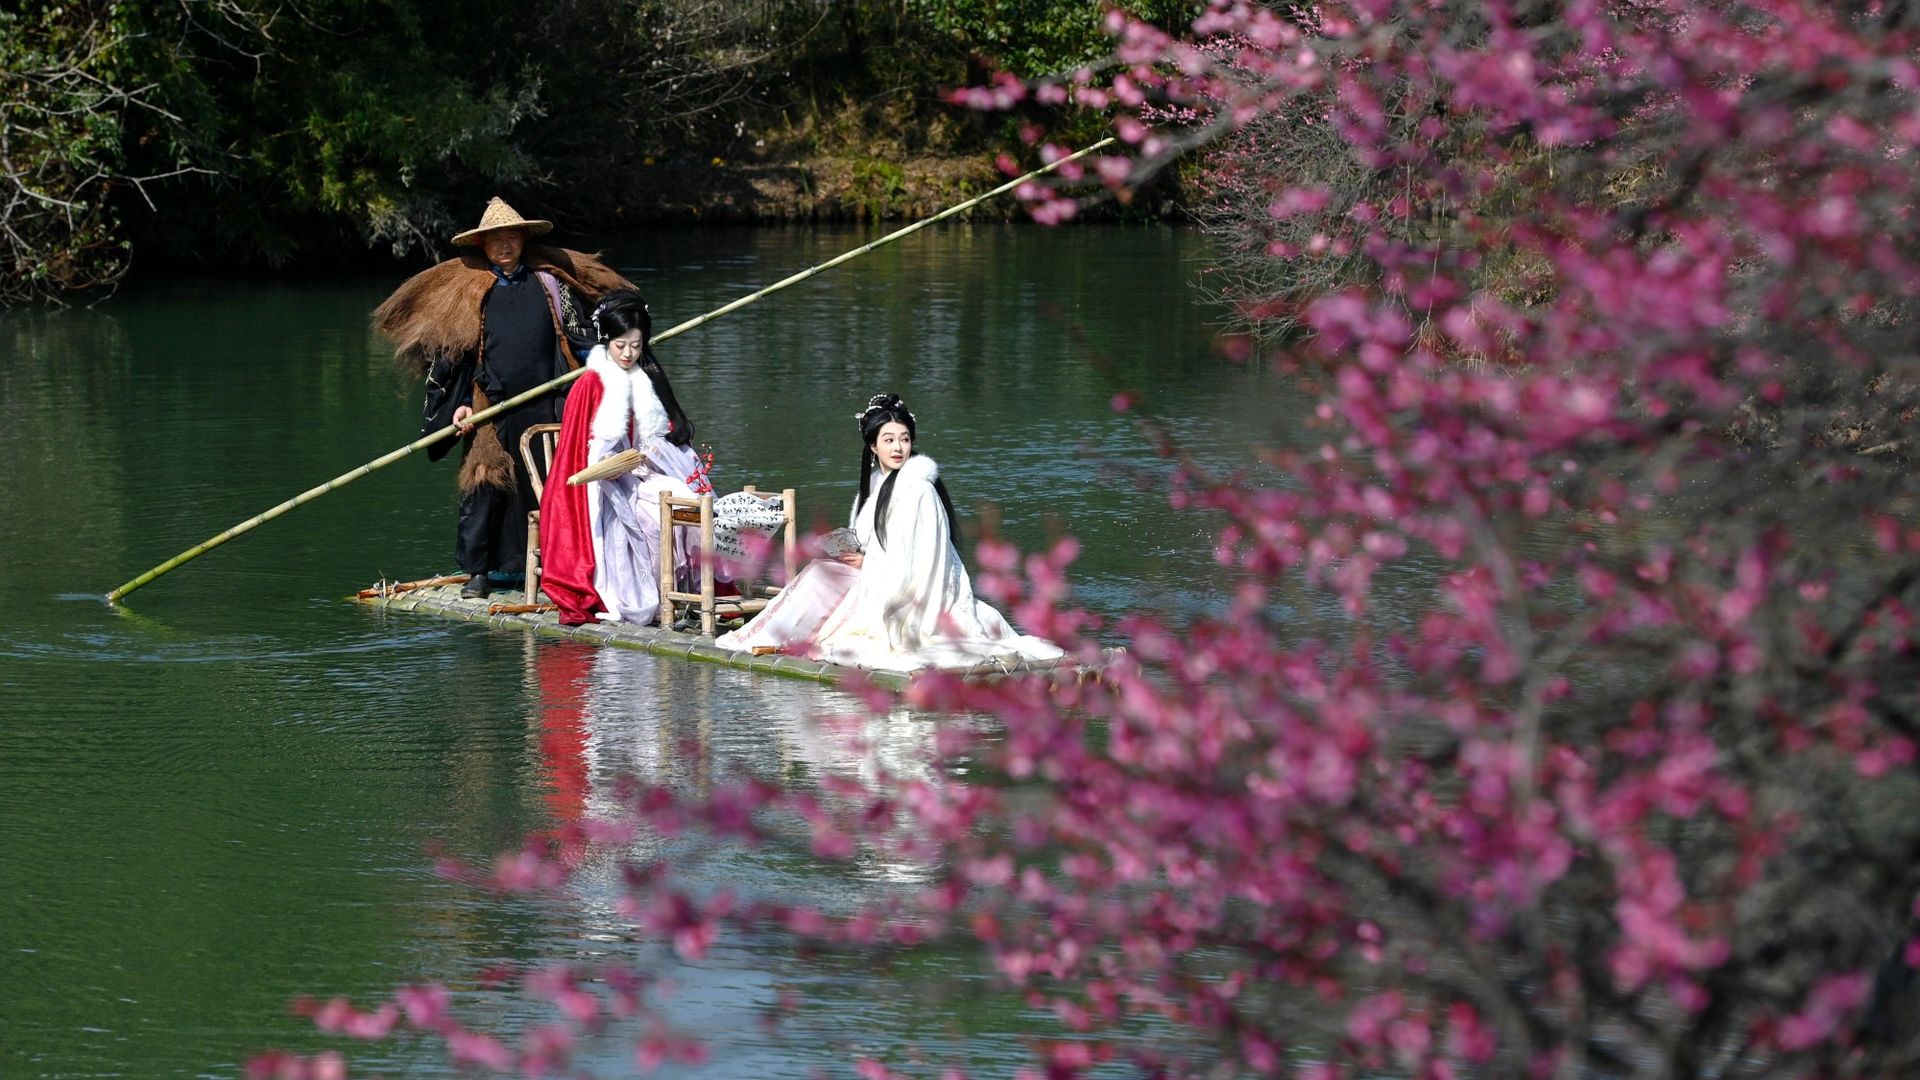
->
(716, 393), (1063, 672)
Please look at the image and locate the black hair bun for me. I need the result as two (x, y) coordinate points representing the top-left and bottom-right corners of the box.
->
(855, 393), (909, 423)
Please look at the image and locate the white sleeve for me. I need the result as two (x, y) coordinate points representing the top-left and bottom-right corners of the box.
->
(860, 479), (954, 650)
(588, 430), (641, 517)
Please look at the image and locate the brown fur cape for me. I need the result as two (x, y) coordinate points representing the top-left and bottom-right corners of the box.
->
(372, 245), (635, 491)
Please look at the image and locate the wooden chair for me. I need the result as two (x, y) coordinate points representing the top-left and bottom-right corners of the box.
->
(517, 423), (563, 604)
(658, 486), (798, 636)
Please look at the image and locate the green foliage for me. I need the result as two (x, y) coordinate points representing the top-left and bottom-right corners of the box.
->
(0, 4), (142, 302)
(3, 0), (1176, 303)
(849, 157), (910, 218)
(906, 0), (1202, 77)
(113, 1), (547, 265)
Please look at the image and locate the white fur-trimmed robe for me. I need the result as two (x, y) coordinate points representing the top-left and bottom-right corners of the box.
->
(715, 455), (1064, 671)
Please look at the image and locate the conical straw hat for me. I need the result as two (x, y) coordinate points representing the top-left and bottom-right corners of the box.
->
(451, 197), (554, 246)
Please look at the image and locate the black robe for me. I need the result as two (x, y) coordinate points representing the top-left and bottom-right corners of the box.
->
(421, 267), (594, 577)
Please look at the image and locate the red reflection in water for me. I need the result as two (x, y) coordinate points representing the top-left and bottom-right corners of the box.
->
(533, 641), (595, 824)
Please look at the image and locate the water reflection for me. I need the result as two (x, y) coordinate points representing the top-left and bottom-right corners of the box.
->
(527, 640), (948, 891)
(412, 639), (1033, 1079)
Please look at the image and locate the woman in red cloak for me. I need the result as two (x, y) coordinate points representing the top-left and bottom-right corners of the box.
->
(538, 291), (707, 626)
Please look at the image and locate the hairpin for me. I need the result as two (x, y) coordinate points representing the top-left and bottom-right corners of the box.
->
(854, 394), (911, 426)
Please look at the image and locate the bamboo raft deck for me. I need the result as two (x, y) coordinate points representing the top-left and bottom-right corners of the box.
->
(354, 581), (1102, 691)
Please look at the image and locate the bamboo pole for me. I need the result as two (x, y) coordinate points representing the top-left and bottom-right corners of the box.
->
(355, 573), (469, 599)
(105, 139), (1116, 603)
(487, 602), (556, 615)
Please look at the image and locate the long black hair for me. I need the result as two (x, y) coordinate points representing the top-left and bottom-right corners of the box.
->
(854, 393), (959, 551)
(595, 289), (693, 447)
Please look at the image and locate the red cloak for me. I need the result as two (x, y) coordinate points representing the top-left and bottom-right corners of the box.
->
(539, 369), (608, 625)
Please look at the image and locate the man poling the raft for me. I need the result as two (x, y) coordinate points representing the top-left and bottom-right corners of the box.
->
(373, 198), (632, 599)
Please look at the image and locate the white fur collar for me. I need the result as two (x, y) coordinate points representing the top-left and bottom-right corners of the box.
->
(896, 454), (939, 486)
(854, 456), (940, 532)
(585, 345), (667, 445)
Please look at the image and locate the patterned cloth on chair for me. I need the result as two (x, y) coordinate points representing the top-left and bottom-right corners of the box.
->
(711, 490), (789, 560)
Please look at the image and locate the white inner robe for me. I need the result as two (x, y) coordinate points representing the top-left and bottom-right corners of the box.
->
(581, 346), (700, 624)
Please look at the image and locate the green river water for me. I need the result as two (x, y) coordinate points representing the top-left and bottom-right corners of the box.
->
(0, 225), (1308, 1077)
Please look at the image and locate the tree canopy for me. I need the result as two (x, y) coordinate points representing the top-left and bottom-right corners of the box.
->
(0, 0), (1197, 306)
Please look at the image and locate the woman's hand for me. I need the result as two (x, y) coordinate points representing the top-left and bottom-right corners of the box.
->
(451, 405), (475, 433)
(836, 552), (864, 569)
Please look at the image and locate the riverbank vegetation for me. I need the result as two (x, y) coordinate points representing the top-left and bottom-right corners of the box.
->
(0, 0), (1196, 306)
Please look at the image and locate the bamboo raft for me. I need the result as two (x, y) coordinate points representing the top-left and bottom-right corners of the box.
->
(105, 139), (1114, 606)
(354, 580), (1105, 692)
